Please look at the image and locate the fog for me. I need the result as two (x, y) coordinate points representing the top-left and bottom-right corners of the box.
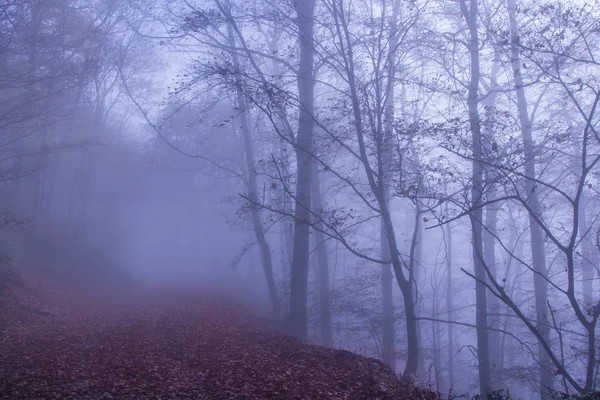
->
(1, 0), (599, 399)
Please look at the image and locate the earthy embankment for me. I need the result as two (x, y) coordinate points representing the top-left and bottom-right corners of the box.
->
(0, 265), (435, 399)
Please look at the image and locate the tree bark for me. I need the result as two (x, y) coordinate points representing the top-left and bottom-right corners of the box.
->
(380, 0), (400, 371)
(332, 0), (419, 377)
(482, 59), (502, 389)
(289, 0), (316, 342)
(445, 212), (455, 392)
(578, 197), (594, 306)
(225, 2), (281, 318)
(432, 297), (442, 393)
(411, 205), (426, 381)
(506, 0), (553, 396)
(312, 165), (333, 347)
(570, 129), (595, 306)
(27, 1), (46, 222)
(380, 216), (395, 369)
(459, 0), (491, 394)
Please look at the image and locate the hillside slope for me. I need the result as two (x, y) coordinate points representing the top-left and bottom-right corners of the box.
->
(0, 269), (436, 399)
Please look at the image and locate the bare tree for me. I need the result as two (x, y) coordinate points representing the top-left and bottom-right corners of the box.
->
(380, 0), (400, 371)
(288, 0), (317, 342)
(458, 0), (492, 394)
(448, 2), (600, 393)
(223, 0), (281, 318)
(312, 164), (333, 346)
(505, 0), (554, 396)
(319, 0), (424, 379)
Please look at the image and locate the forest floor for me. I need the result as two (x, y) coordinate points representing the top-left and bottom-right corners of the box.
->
(0, 263), (436, 399)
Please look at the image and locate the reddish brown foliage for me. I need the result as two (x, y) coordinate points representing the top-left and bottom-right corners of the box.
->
(0, 271), (436, 399)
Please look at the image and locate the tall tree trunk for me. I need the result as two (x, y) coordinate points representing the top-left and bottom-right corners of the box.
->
(412, 205), (426, 381)
(483, 183), (502, 386)
(380, 214), (395, 368)
(312, 165), (333, 347)
(578, 198), (594, 305)
(26, 1), (45, 222)
(272, 52), (294, 303)
(279, 214), (293, 313)
(277, 138), (293, 314)
(289, 0), (316, 341)
(445, 215), (455, 392)
(380, 0), (400, 371)
(432, 297), (442, 393)
(397, 269), (419, 380)
(32, 1), (73, 224)
(506, 0), (553, 396)
(570, 128), (594, 306)
(459, 0), (491, 394)
(280, 138), (294, 278)
(332, 0), (419, 378)
(225, 3), (281, 318)
(483, 59), (502, 389)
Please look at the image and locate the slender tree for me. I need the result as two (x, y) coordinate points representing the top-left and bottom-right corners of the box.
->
(224, 0), (281, 318)
(380, 0), (400, 371)
(506, 0), (553, 395)
(312, 164), (333, 347)
(288, 0), (317, 341)
(458, 0), (491, 394)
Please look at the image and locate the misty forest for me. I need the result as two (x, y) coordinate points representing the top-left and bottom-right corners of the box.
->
(1, 0), (599, 399)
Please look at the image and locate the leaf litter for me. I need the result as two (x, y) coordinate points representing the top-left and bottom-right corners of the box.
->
(0, 265), (436, 399)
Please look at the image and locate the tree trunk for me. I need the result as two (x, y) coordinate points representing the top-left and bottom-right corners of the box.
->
(27, 1), (47, 223)
(398, 270), (419, 380)
(332, 0), (419, 378)
(279, 214), (292, 313)
(412, 206), (426, 381)
(432, 298), (442, 393)
(380, 223), (396, 371)
(578, 198), (594, 305)
(312, 165), (333, 347)
(459, 0), (491, 394)
(380, 0), (400, 371)
(506, 0), (553, 396)
(483, 59), (502, 389)
(379, 204), (419, 379)
(277, 138), (294, 314)
(289, 0), (316, 342)
(570, 128), (594, 306)
(380, 216), (395, 369)
(280, 139), (295, 279)
(445, 214), (455, 392)
(483, 180), (502, 387)
(225, 3), (281, 318)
